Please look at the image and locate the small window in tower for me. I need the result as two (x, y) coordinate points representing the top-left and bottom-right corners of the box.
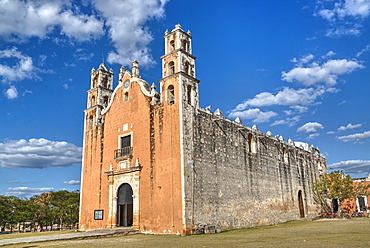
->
(88, 116), (94, 130)
(168, 85), (175, 105)
(103, 96), (109, 107)
(124, 92), (129, 102)
(170, 40), (175, 51)
(91, 96), (96, 107)
(187, 85), (192, 105)
(92, 77), (97, 88)
(248, 133), (257, 154)
(182, 40), (188, 51)
(168, 61), (175, 75)
(184, 62), (190, 75)
(103, 77), (108, 88)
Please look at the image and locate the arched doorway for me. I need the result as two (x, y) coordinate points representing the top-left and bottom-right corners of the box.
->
(117, 183), (133, 227)
(298, 190), (305, 218)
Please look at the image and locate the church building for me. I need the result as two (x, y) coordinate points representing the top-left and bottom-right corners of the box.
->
(79, 24), (327, 234)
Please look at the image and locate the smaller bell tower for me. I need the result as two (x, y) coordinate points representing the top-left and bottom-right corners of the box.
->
(160, 24), (200, 107)
(85, 63), (114, 129)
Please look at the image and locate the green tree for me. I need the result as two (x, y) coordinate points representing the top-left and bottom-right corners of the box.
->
(0, 196), (15, 231)
(49, 190), (80, 229)
(0, 190), (80, 232)
(313, 171), (370, 213)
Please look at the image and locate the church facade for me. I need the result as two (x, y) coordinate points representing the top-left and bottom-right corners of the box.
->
(79, 24), (327, 234)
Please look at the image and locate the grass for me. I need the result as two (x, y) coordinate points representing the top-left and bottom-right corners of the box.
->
(0, 230), (76, 240)
(4, 218), (370, 247)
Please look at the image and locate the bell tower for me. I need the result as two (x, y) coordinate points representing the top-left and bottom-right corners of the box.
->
(85, 63), (114, 128)
(159, 24), (200, 107)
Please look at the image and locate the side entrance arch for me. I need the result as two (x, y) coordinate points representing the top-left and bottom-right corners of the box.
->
(117, 183), (133, 227)
(298, 190), (305, 218)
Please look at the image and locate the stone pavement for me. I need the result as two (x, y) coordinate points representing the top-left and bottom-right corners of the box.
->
(0, 229), (137, 246)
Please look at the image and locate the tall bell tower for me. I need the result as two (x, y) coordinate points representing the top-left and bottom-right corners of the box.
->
(85, 63), (114, 128)
(158, 24), (200, 232)
(159, 24), (200, 107)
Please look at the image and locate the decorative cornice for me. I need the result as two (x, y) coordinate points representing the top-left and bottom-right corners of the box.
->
(158, 71), (200, 83)
(105, 166), (142, 176)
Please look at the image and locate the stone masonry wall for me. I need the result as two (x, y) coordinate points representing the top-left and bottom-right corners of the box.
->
(183, 108), (326, 231)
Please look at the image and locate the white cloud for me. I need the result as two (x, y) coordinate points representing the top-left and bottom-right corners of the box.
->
(228, 108), (277, 123)
(4, 86), (18, 99)
(290, 105), (309, 113)
(23, 90), (33, 96)
(357, 44), (370, 57)
(5, 187), (54, 198)
(74, 50), (94, 61)
(308, 133), (320, 139)
(0, 0), (104, 41)
(297, 122), (324, 133)
(0, 138), (82, 169)
(329, 160), (370, 176)
(337, 123), (362, 131)
(0, 47), (36, 83)
(7, 180), (26, 184)
(315, 0), (370, 36)
(0, 1), (169, 67)
(93, 0), (169, 66)
(232, 87), (328, 112)
(325, 26), (362, 37)
(291, 54), (315, 66)
(63, 180), (80, 185)
(322, 50), (336, 59)
(271, 115), (301, 127)
(337, 130), (370, 142)
(317, 0), (370, 21)
(282, 58), (364, 86)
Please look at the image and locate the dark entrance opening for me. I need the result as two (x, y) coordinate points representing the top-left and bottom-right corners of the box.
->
(298, 190), (305, 218)
(358, 197), (367, 212)
(332, 199), (339, 213)
(117, 183), (133, 227)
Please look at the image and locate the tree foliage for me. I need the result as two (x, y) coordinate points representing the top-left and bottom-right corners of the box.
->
(0, 190), (79, 232)
(313, 171), (370, 213)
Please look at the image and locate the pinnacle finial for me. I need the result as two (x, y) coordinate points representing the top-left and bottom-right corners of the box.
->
(214, 108), (223, 116)
(131, 60), (140, 77)
(252, 124), (259, 131)
(235, 117), (242, 124)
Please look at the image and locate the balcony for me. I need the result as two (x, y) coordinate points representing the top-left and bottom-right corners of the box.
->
(114, 147), (133, 160)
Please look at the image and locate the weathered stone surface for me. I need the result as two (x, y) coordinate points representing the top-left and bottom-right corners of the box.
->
(182, 108), (325, 231)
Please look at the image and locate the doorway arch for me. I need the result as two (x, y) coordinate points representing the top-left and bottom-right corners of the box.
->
(298, 190), (305, 218)
(332, 199), (339, 213)
(117, 183), (133, 227)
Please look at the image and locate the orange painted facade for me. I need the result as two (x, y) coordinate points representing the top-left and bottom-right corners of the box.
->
(80, 24), (198, 234)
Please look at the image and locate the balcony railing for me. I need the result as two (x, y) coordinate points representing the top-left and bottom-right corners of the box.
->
(114, 147), (132, 160)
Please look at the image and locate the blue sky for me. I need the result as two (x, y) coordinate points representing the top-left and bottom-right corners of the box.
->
(0, 0), (369, 198)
